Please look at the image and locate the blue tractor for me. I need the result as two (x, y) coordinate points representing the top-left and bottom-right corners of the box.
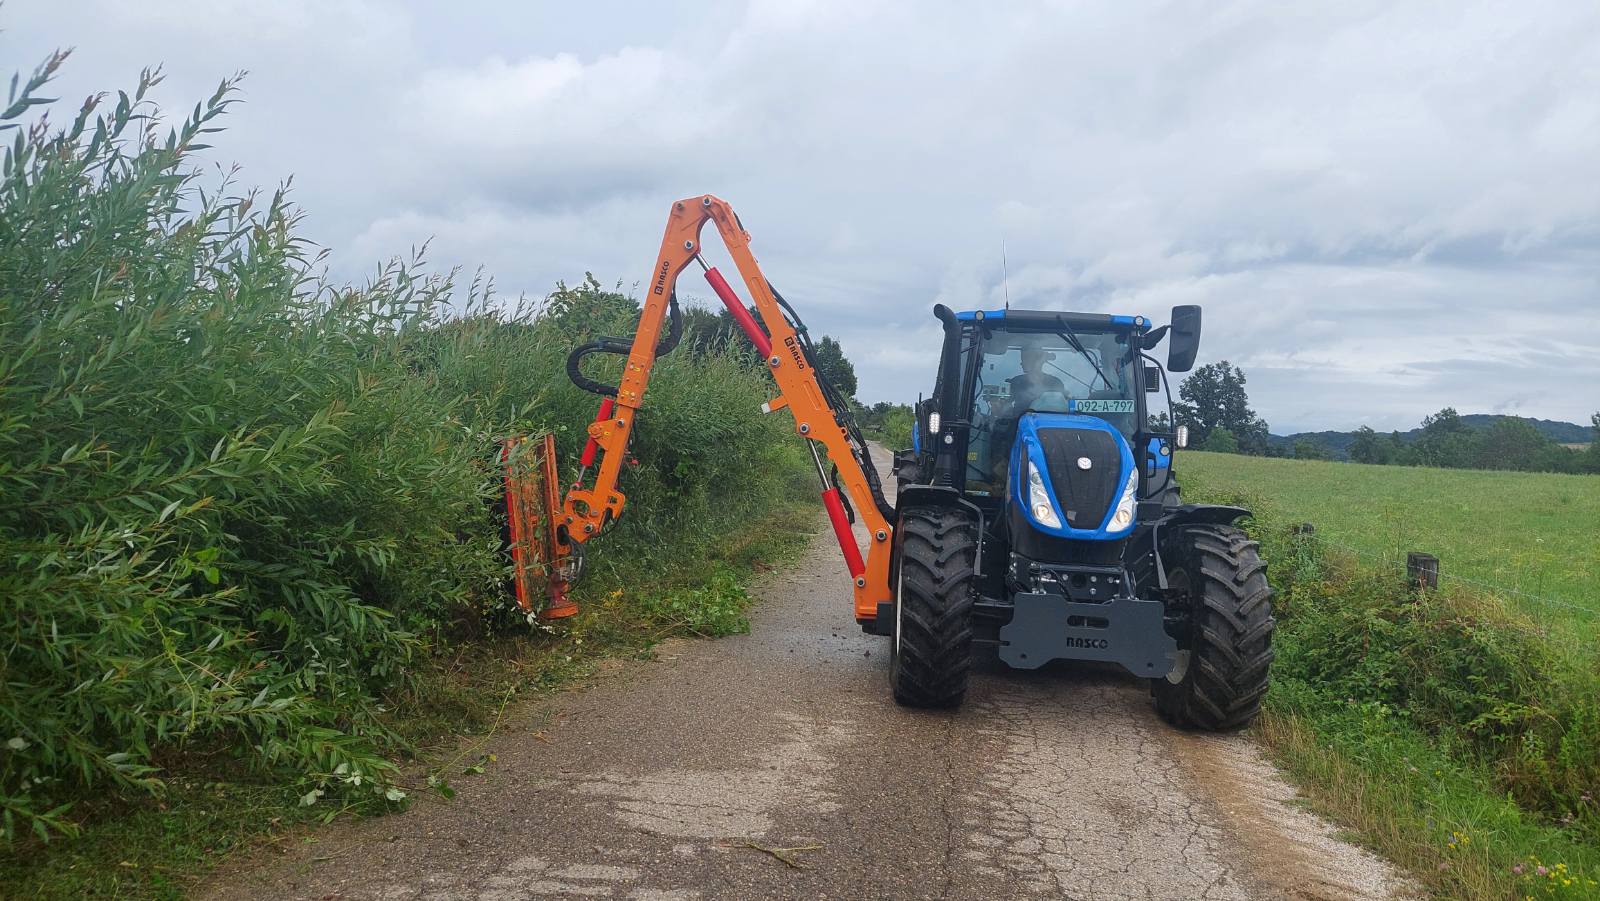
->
(880, 304), (1274, 729)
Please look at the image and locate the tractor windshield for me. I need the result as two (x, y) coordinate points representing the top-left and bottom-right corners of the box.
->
(965, 326), (1139, 491)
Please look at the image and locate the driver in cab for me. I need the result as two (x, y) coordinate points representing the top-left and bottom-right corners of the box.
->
(1008, 345), (1065, 415)
(984, 343), (1067, 487)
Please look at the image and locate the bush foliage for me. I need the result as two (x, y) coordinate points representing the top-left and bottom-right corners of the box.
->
(1268, 554), (1600, 835)
(1185, 471), (1600, 894)
(0, 55), (805, 842)
(857, 401), (913, 450)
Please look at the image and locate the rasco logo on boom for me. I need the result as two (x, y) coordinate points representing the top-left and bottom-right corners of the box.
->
(784, 335), (807, 369)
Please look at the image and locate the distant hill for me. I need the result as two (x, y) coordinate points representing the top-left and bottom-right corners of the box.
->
(1269, 415), (1593, 459)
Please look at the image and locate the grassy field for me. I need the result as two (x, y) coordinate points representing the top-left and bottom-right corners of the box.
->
(1180, 451), (1600, 622)
(1179, 451), (1600, 899)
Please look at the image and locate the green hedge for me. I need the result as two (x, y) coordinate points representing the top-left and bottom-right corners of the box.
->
(0, 56), (806, 842)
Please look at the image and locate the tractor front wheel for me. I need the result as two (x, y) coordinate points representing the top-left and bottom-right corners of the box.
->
(1152, 524), (1274, 730)
(890, 506), (977, 708)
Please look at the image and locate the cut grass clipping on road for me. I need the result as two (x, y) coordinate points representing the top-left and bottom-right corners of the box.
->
(1181, 451), (1600, 899)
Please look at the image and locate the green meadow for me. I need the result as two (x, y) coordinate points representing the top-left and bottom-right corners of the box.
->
(1181, 451), (1600, 622)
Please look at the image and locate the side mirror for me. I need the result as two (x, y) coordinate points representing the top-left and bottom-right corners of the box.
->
(1144, 364), (1161, 393)
(1167, 305), (1201, 373)
(1175, 425), (1189, 448)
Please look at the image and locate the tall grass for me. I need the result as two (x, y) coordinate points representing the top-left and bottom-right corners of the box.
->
(1181, 457), (1600, 897)
(0, 54), (806, 843)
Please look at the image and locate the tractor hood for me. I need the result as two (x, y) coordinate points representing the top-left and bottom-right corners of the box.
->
(1008, 413), (1138, 540)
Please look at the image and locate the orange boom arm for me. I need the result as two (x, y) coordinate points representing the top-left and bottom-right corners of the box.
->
(547, 194), (894, 627)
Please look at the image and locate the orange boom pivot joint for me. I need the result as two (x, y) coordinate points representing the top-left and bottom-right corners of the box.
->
(505, 195), (895, 628)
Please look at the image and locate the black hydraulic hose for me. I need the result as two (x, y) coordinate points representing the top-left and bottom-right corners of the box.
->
(565, 337), (629, 397)
(829, 465), (855, 524)
(565, 291), (683, 397)
(659, 291), (685, 355)
(770, 283), (896, 522)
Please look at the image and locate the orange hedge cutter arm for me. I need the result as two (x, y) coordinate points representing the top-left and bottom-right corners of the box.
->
(543, 194), (894, 627)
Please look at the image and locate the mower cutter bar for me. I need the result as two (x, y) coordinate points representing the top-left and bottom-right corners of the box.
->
(501, 433), (577, 619)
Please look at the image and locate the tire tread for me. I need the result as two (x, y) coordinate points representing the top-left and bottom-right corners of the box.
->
(1154, 524), (1275, 731)
(891, 507), (977, 708)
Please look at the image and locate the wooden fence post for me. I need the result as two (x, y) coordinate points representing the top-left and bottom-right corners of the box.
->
(1407, 552), (1439, 591)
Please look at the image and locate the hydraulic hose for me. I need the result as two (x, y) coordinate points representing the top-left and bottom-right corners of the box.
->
(769, 282), (896, 523)
(565, 291), (683, 397)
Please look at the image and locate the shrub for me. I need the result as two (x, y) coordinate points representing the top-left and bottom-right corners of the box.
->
(1261, 529), (1600, 842)
(878, 405), (915, 451)
(1200, 426), (1240, 453)
(0, 54), (806, 842)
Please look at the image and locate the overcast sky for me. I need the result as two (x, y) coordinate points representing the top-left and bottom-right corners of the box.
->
(7, 1), (1599, 433)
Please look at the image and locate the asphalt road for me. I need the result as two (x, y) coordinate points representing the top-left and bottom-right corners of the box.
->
(203, 446), (1408, 901)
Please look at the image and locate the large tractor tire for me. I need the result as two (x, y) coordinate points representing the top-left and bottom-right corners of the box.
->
(890, 506), (977, 708)
(1153, 524), (1274, 730)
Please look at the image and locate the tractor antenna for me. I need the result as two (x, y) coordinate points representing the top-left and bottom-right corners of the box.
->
(1002, 238), (1011, 312)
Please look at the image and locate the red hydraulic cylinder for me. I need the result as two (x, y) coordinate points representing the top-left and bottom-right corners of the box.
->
(821, 487), (866, 578)
(703, 267), (773, 358)
(580, 398), (615, 467)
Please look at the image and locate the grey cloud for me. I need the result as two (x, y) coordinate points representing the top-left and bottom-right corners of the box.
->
(6, 0), (1599, 432)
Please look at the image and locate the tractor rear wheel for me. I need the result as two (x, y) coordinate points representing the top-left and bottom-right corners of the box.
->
(890, 506), (977, 708)
(1152, 524), (1274, 730)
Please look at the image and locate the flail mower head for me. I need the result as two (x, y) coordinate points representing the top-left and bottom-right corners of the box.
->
(499, 433), (579, 620)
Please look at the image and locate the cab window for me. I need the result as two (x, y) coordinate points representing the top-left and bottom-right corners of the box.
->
(963, 327), (1137, 492)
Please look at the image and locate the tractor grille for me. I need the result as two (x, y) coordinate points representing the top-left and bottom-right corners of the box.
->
(1037, 428), (1122, 531)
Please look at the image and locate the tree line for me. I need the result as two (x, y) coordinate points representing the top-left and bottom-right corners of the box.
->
(676, 302), (858, 396)
(1173, 361), (1600, 475)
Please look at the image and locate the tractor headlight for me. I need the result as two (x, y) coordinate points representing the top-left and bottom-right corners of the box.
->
(1027, 461), (1062, 529)
(1109, 466), (1138, 532)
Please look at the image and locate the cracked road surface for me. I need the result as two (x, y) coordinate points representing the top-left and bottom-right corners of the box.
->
(203, 447), (1408, 901)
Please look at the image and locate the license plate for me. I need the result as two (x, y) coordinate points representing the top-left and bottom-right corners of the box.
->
(1072, 399), (1135, 413)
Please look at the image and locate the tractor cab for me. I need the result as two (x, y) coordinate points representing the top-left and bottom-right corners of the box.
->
(906, 305), (1201, 529)
(962, 314), (1150, 502)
